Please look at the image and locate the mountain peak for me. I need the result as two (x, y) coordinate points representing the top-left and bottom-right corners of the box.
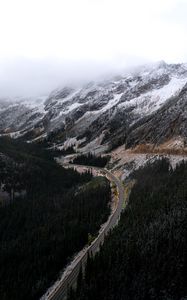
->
(1, 61), (187, 153)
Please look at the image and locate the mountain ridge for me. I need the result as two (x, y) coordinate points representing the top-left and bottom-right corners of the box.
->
(0, 61), (187, 153)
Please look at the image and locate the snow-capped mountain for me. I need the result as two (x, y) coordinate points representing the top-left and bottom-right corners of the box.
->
(0, 96), (46, 137)
(1, 61), (187, 152)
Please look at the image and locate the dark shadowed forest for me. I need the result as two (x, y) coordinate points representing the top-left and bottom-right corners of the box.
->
(0, 137), (111, 300)
(72, 153), (110, 167)
(68, 159), (187, 300)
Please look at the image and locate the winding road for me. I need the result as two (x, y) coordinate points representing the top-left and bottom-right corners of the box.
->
(44, 164), (125, 300)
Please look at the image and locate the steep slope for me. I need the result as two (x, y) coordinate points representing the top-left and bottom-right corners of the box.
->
(0, 96), (46, 137)
(43, 61), (187, 152)
(126, 85), (187, 148)
(1, 61), (187, 152)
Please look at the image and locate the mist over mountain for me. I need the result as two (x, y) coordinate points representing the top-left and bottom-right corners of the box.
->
(0, 57), (150, 98)
(1, 61), (187, 155)
(1, 0), (187, 98)
(1, 1), (187, 300)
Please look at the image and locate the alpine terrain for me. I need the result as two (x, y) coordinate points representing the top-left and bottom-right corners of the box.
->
(0, 61), (187, 300)
(0, 61), (187, 155)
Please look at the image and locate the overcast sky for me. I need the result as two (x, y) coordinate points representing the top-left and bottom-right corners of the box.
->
(0, 0), (187, 97)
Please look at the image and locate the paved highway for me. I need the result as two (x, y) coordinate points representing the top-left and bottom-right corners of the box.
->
(45, 163), (125, 300)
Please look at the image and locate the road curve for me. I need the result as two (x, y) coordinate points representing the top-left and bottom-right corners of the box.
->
(45, 163), (125, 300)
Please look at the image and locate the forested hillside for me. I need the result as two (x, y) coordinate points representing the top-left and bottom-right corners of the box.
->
(69, 159), (187, 300)
(0, 137), (111, 300)
(72, 153), (110, 167)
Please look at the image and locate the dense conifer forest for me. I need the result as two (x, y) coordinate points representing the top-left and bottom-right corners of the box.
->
(72, 153), (110, 167)
(69, 159), (187, 300)
(0, 137), (111, 300)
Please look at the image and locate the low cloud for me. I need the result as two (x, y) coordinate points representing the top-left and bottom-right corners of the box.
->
(0, 56), (149, 97)
(0, 0), (187, 98)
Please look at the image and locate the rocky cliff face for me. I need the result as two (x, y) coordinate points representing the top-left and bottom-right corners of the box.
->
(126, 85), (187, 148)
(0, 61), (187, 152)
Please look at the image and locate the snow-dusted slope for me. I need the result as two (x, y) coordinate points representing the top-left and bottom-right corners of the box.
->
(0, 96), (47, 137)
(0, 61), (187, 151)
(119, 76), (187, 117)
